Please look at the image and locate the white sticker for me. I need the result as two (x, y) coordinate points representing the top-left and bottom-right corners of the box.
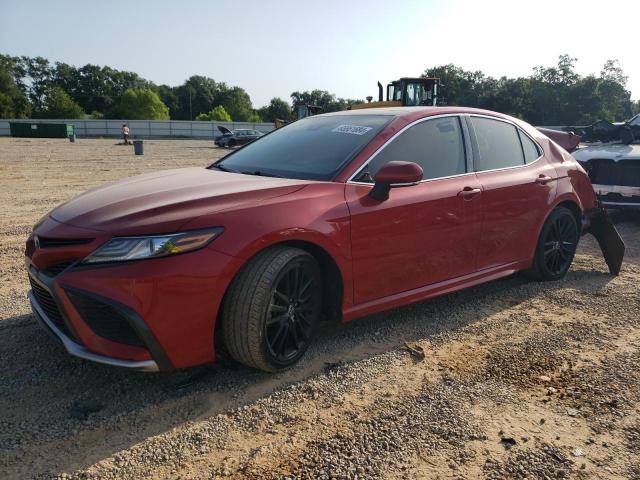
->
(332, 124), (372, 135)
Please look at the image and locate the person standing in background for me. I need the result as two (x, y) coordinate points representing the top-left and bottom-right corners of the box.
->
(122, 123), (130, 145)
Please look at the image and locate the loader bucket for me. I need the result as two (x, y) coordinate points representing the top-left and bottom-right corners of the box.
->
(586, 209), (625, 275)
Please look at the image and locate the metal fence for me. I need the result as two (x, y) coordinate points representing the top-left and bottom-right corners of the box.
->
(0, 119), (276, 139)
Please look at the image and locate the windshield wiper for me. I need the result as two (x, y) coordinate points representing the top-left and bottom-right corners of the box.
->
(210, 163), (239, 173)
(241, 170), (284, 178)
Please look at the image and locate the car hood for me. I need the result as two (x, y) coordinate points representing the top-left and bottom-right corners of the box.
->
(217, 126), (232, 135)
(573, 144), (640, 162)
(49, 167), (310, 235)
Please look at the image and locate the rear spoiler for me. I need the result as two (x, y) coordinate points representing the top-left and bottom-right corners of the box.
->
(536, 127), (581, 153)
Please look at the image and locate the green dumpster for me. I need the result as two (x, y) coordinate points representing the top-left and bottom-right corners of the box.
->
(10, 122), (76, 139)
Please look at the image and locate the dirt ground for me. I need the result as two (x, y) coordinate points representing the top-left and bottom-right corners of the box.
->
(0, 137), (638, 480)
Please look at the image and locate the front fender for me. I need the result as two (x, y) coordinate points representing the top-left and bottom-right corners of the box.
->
(181, 182), (354, 307)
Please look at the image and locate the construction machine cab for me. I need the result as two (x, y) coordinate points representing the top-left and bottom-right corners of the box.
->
(351, 77), (440, 110)
(385, 77), (440, 106)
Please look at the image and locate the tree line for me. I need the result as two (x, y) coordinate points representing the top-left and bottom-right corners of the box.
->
(427, 55), (638, 125)
(0, 54), (638, 125)
(0, 54), (362, 123)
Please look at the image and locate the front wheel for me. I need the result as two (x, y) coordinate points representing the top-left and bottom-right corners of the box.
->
(221, 247), (323, 372)
(526, 206), (579, 281)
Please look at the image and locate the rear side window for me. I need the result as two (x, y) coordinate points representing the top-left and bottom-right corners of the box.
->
(471, 117), (525, 171)
(359, 116), (466, 182)
(518, 130), (541, 163)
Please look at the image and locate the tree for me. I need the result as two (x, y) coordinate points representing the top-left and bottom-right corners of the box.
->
(289, 90), (363, 114)
(248, 112), (262, 123)
(114, 88), (169, 119)
(258, 97), (294, 122)
(174, 76), (218, 120)
(195, 105), (232, 122)
(0, 54), (27, 91)
(600, 60), (627, 85)
(36, 86), (84, 118)
(0, 66), (30, 118)
(22, 56), (53, 112)
(215, 85), (253, 121)
(155, 84), (179, 118)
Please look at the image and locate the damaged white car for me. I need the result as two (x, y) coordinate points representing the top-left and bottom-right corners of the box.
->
(573, 138), (640, 209)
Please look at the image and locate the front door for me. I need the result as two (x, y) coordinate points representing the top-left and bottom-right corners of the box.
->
(346, 115), (483, 305)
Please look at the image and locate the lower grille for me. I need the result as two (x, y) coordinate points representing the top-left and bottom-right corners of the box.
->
(29, 276), (75, 340)
(65, 290), (145, 347)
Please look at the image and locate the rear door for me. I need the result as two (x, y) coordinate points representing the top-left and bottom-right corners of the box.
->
(468, 115), (557, 270)
(346, 115), (483, 305)
(236, 130), (248, 145)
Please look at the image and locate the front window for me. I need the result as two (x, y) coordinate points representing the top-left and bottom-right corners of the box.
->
(404, 82), (421, 106)
(212, 115), (392, 181)
(355, 116), (467, 182)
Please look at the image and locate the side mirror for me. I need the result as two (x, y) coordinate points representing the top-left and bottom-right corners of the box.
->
(369, 161), (423, 201)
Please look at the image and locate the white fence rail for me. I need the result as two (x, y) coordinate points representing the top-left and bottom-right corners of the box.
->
(0, 119), (276, 139)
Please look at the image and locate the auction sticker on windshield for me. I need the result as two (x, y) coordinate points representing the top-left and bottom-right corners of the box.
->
(331, 125), (373, 135)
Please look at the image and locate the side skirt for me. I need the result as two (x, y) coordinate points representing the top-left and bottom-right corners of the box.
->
(342, 261), (530, 322)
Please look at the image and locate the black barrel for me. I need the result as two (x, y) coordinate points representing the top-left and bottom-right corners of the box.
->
(133, 140), (144, 155)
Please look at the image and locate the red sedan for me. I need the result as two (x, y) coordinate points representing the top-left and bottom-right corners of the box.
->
(25, 107), (623, 372)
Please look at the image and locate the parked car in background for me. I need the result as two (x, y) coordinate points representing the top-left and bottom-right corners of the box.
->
(214, 126), (264, 148)
(25, 107), (623, 374)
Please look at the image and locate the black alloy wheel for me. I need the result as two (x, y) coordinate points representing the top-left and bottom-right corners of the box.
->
(221, 247), (323, 372)
(527, 207), (579, 281)
(543, 214), (577, 275)
(265, 260), (319, 363)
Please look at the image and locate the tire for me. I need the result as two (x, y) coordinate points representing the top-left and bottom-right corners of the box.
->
(221, 246), (323, 372)
(526, 207), (579, 281)
(228, 139), (236, 148)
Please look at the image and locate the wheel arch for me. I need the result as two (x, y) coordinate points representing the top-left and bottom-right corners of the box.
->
(526, 196), (583, 270)
(554, 198), (583, 230)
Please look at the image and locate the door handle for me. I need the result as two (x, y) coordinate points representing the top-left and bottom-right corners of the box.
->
(457, 187), (481, 199)
(535, 174), (553, 185)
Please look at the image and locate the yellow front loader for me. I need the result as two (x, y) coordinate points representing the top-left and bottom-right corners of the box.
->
(351, 77), (440, 110)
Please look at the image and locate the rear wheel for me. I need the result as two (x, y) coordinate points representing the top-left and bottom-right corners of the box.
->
(221, 247), (322, 372)
(527, 207), (579, 281)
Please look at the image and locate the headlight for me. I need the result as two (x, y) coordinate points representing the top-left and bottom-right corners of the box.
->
(82, 228), (224, 264)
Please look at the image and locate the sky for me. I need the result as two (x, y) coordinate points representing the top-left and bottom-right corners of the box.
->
(1, 0), (638, 108)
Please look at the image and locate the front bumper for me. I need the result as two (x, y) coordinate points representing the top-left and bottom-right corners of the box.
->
(29, 290), (159, 371)
(593, 184), (640, 208)
(27, 240), (244, 370)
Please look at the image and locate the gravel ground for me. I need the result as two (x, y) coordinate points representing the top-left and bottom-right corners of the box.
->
(0, 137), (638, 479)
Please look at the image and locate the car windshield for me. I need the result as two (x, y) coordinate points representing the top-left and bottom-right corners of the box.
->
(211, 114), (393, 180)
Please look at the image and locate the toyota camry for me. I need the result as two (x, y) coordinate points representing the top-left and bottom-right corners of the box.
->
(25, 107), (624, 372)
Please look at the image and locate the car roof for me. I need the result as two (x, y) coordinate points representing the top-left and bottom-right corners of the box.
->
(314, 106), (515, 119)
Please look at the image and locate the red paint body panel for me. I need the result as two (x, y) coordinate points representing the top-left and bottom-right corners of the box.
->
(346, 174), (483, 304)
(474, 158), (558, 270)
(26, 107), (600, 370)
(57, 247), (244, 368)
